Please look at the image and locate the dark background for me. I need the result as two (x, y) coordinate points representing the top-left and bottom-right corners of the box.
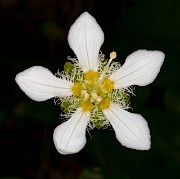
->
(0, 0), (180, 178)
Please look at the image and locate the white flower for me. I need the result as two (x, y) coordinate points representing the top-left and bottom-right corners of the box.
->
(15, 12), (165, 155)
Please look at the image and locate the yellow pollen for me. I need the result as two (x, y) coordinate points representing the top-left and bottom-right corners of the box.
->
(84, 71), (99, 81)
(102, 78), (114, 92)
(80, 101), (94, 111)
(72, 82), (82, 96)
(98, 97), (111, 109)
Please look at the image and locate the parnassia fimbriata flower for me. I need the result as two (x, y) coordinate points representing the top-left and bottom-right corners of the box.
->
(15, 12), (165, 155)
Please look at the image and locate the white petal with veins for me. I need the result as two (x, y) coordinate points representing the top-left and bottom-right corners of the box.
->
(15, 66), (73, 101)
(53, 108), (90, 154)
(110, 50), (165, 88)
(103, 102), (151, 150)
(68, 12), (104, 73)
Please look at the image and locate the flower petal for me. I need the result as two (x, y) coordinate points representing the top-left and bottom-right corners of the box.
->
(15, 66), (73, 101)
(103, 102), (151, 150)
(110, 50), (165, 88)
(68, 12), (104, 73)
(53, 108), (90, 154)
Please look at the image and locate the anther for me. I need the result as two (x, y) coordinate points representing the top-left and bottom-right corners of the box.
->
(90, 97), (95, 103)
(84, 93), (90, 101)
(81, 90), (90, 101)
(110, 51), (117, 59)
(81, 90), (87, 95)
(96, 96), (102, 103)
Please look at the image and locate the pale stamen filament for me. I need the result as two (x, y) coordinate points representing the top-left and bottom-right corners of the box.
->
(91, 90), (98, 99)
(90, 90), (102, 103)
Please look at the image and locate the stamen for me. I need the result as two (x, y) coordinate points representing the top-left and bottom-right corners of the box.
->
(99, 51), (117, 80)
(110, 51), (117, 59)
(84, 93), (90, 101)
(96, 96), (102, 103)
(81, 90), (90, 101)
(90, 91), (102, 103)
(81, 90), (87, 95)
(91, 90), (98, 99)
(90, 97), (95, 103)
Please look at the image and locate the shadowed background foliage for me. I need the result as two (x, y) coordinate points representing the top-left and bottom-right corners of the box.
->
(0, 0), (179, 178)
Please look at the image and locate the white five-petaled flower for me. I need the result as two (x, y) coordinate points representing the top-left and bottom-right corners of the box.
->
(15, 12), (165, 155)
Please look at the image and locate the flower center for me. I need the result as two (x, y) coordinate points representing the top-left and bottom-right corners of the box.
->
(72, 70), (113, 111)
(71, 52), (119, 111)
